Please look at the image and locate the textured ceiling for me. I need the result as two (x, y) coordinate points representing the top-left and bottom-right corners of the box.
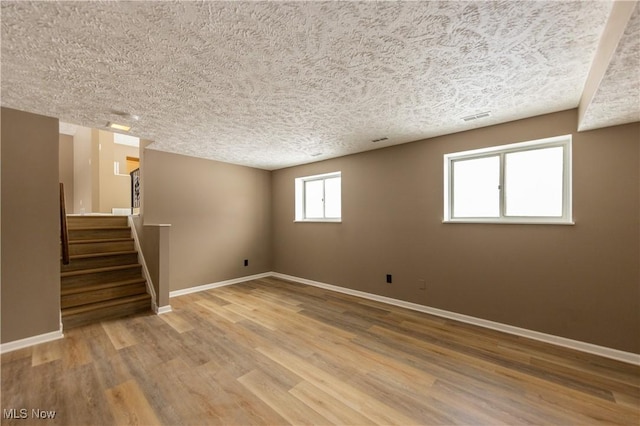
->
(579, 2), (640, 131)
(1, 1), (633, 170)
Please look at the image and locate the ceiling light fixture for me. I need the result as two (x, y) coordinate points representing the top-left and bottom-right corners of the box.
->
(107, 122), (131, 132)
(461, 111), (491, 122)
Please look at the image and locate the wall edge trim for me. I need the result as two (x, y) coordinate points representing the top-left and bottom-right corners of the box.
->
(169, 272), (273, 298)
(272, 272), (640, 366)
(0, 329), (64, 354)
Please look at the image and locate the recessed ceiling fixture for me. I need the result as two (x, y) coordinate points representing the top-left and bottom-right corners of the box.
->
(371, 137), (389, 143)
(112, 110), (140, 121)
(107, 122), (131, 132)
(462, 111), (491, 122)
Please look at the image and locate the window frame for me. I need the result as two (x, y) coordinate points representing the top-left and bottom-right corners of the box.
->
(443, 135), (573, 225)
(295, 171), (342, 223)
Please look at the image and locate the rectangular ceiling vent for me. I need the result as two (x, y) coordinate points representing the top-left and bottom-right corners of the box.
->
(462, 111), (491, 122)
(371, 137), (389, 143)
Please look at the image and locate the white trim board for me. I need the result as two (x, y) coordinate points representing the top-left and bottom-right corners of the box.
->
(156, 305), (173, 315)
(0, 329), (64, 354)
(271, 272), (640, 366)
(169, 272), (273, 298)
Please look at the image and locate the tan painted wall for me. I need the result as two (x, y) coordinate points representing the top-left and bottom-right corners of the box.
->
(1, 108), (60, 343)
(59, 134), (74, 212)
(97, 130), (132, 213)
(91, 129), (100, 212)
(143, 149), (272, 291)
(142, 225), (171, 308)
(272, 109), (640, 354)
(73, 126), (94, 214)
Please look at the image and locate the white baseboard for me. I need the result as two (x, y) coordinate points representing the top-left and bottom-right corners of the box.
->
(155, 305), (173, 315)
(169, 272), (273, 298)
(272, 272), (640, 366)
(0, 329), (64, 354)
(5, 272), (637, 365)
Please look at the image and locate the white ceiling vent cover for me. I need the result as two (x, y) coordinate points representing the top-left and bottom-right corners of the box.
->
(462, 112), (492, 122)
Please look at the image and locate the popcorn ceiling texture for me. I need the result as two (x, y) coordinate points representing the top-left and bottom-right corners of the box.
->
(579, 3), (640, 131)
(0, 1), (626, 169)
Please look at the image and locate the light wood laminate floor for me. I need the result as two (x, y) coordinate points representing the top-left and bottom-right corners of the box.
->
(2, 277), (639, 425)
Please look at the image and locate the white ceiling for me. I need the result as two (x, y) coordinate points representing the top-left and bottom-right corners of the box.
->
(1, 1), (638, 170)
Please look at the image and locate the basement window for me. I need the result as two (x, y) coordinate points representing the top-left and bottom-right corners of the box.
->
(444, 135), (573, 224)
(295, 172), (341, 222)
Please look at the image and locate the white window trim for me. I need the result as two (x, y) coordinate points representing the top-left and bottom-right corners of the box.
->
(443, 135), (573, 225)
(295, 171), (342, 223)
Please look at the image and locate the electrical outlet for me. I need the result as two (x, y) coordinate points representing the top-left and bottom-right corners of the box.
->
(419, 279), (426, 290)
(386, 274), (392, 284)
(244, 259), (249, 267)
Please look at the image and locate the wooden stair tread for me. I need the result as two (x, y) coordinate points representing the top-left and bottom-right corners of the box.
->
(69, 238), (134, 245)
(62, 216), (150, 327)
(61, 264), (140, 278)
(61, 278), (146, 296)
(69, 250), (137, 260)
(62, 293), (151, 317)
(68, 226), (131, 231)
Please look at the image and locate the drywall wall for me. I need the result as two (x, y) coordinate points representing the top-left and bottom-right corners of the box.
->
(143, 149), (272, 291)
(1, 107), (60, 343)
(73, 126), (94, 214)
(59, 134), (74, 211)
(97, 130), (134, 213)
(272, 109), (640, 354)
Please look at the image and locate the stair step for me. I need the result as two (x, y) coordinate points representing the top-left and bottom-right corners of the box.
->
(62, 294), (151, 329)
(62, 277), (147, 296)
(61, 251), (139, 272)
(61, 215), (149, 329)
(68, 227), (131, 241)
(61, 279), (148, 309)
(69, 238), (135, 255)
(67, 216), (128, 228)
(62, 264), (143, 287)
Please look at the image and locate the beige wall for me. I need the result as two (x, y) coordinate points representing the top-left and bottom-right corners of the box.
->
(1, 108), (60, 343)
(272, 109), (640, 354)
(72, 128), (138, 214)
(91, 129), (100, 212)
(142, 225), (171, 308)
(97, 130), (133, 213)
(143, 149), (272, 291)
(59, 134), (74, 211)
(73, 126), (94, 214)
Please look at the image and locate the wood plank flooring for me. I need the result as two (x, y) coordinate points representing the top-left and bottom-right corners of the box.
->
(2, 277), (639, 425)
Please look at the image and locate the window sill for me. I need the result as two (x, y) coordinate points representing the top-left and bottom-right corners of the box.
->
(443, 219), (575, 225)
(294, 219), (342, 223)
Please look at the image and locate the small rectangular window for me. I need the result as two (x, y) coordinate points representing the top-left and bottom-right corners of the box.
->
(444, 135), (572, 224)
(295, 172), (341, 222)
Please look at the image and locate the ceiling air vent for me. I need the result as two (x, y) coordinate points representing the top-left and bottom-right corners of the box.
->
(371, 137), (389, 143)
(462, 111), (491, 122)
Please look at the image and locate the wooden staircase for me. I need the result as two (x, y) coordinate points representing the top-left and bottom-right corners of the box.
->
(61, 215), (151, 329)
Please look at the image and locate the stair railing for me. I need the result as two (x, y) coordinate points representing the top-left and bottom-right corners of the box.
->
(60, 182), (70, 265)
(130, 167), (140, 214)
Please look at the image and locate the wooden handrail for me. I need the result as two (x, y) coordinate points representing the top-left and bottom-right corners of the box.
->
(60, 182), (70, 265)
